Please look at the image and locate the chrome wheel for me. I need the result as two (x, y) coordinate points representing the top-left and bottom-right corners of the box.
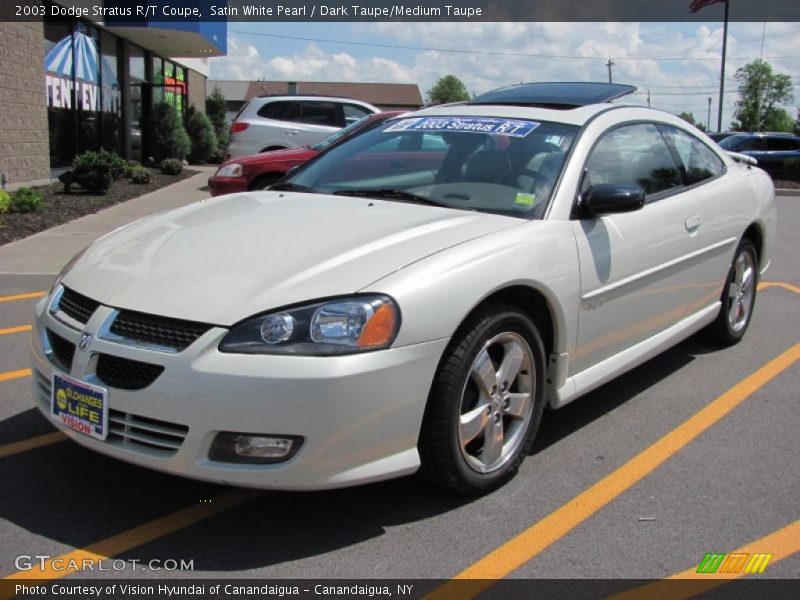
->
(458, 332), (535, 474)
(727, 248), (756, 333)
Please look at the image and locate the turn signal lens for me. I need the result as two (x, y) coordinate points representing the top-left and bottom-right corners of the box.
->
(358, 302), (397, 348)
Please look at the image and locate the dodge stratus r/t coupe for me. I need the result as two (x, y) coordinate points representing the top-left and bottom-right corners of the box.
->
(33, 83), (776, 494)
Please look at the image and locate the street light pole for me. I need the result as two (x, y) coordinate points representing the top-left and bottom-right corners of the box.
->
(717, 0), (730, 132)
(708, 97), (712, 131)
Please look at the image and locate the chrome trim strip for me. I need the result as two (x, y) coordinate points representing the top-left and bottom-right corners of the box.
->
(582, 237), (737, 301)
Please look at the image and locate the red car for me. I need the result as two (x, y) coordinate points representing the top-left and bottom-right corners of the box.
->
(208, 111), (404, 196)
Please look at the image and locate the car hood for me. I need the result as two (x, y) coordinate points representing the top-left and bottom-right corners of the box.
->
(237, 147), (314, 166)
(63, 192), (523, 326)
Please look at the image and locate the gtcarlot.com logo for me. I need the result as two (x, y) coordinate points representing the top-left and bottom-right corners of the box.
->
(14, 555), (194, 572)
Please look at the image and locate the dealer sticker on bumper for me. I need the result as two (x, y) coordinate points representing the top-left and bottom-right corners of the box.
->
(51, 373), (108, 440)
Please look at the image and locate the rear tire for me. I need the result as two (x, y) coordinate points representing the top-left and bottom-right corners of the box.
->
(418, 303), (546, 495)
(704, 239), (758, 346)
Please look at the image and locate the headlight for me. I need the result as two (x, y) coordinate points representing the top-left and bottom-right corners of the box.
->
(215, 163), (243, 177)
(219, 295), (400, 356)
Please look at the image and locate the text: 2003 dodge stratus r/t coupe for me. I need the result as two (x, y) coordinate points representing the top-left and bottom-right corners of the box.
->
(33, 83), (775, 495)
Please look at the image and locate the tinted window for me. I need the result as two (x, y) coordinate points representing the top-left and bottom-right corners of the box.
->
(766, 137), (799, 151)
(585, 123), (681, 197)
(661, 127), (724, 185)
(257, 101), (291, 120)
(343, 104), (372, 124)
(739, 137), (767, 151)
(299, 101), (342, 127)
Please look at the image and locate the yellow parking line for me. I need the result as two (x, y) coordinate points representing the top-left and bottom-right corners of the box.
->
(0, 292), (45, 304)
(759, 281), (800, 295)
(0, 432), (65, 460)
(611, 519), (800, 600)
(3, 489), (259, 581)
(428, 343), (800, 598)
(0, 369), (31, 383)
(0, 325), (31, 336)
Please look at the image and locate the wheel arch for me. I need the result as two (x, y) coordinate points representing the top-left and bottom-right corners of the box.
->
(742, 221), (764, 266)
(260, 145), (287, 153)
(248, 172), (285, 190)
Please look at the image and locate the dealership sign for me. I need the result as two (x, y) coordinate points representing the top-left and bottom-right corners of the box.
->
(44, 28), (121, 114)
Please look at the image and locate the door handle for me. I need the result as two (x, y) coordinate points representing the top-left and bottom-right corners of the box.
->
(685, 215), (701, 232)
(284, 129), (299, 135)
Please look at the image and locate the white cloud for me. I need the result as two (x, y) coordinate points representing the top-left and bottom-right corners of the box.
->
(210, 22), (799, 128)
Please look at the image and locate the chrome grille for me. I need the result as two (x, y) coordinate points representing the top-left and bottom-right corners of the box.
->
(107, 410), (188, 457)
(59, 287), (100, 324)
(95, 354), (164, 390)
(109, 310), (212, 352)
(47, 330), (75, 371)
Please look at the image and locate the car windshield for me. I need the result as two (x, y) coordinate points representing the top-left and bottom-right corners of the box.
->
(718, 134), (748, 150)
(287, 116), (580, 218)
(311, 115), (374, 151)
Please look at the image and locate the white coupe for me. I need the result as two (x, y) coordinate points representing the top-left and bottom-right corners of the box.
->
(32, 83), (776, 494)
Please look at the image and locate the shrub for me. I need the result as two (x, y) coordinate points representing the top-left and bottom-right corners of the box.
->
(185, 105), (218, 164)
(160, 158), (183, 175)
(208, 147), (226, 164)
(124, 160), (142, 179)
(148, 101), (190, 163)
(72, 149), (126, 193)
(9, 187), (43, 213)
(130, 167), (151, 184)
(784, 158), (800, 181)
(0, 189), (10, 213)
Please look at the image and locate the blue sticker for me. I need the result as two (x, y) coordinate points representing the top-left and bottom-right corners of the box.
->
(385, 117), (540, 138)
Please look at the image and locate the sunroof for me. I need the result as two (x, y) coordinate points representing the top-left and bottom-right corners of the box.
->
(468, 82), (638, 108)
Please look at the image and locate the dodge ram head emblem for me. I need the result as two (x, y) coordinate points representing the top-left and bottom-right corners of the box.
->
(78, 332), (92, 352)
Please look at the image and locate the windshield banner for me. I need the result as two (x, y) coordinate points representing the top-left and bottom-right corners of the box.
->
(384, 117), (540, 138)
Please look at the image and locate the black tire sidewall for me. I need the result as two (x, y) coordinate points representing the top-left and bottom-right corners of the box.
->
(423, 305), (547, 494)
(718, 240), (759, 343)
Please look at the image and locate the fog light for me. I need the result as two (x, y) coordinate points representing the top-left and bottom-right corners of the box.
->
(209, 433), (303, 464)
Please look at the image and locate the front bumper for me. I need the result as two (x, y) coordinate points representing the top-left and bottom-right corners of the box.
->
(31, 294), (448, 490)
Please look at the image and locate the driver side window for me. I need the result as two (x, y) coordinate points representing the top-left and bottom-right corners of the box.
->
(585, 123), (682, 198)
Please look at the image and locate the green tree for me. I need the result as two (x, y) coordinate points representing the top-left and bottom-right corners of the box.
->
(205, 85), (229, 148)
(426, 75), (470, 106)
(185, 105), (218, 163)
(148, 102), (191, 163)
(731, 59), (794, 132)
(678, 112), (707, 132)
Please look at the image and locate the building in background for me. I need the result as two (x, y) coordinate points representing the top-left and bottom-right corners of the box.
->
(208, 80), (424, 124)
(0, 1), (227, 187)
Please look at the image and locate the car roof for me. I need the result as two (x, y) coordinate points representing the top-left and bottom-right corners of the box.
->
(410, 102), (621, 126)
(252, 95), (374, 105)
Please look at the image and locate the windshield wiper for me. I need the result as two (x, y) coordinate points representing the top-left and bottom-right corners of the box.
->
(270, 182), (318, 193)
(333, 188), (440, 206)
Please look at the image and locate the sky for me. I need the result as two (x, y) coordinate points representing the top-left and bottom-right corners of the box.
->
(208, 21), (800, 131)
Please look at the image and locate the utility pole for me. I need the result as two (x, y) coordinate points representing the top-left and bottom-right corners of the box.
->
(606, 59), (615, 84)
(707, 97), (712, 132)
(717, 0), (730, 132)
(647, 89), (651, 107)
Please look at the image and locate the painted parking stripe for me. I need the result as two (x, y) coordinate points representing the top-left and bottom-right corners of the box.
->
(610, 519), (800, 600)
(0, 369), (31, 383)
(428, 343), (800, 597)
(0, 432), (65, 460)
(2, 489), (259, 581)
(759, 281), (800, 295)
(0, 325), (31, 336)
(0, 292), (45, 304)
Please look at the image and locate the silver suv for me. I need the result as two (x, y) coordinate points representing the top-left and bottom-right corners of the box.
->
(226, 95), (380, 159)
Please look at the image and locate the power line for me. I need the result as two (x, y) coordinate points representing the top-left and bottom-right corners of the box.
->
(227, 29), (800, 62)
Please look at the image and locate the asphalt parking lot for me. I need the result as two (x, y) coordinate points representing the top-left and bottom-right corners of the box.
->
(0, 196), (797, 595)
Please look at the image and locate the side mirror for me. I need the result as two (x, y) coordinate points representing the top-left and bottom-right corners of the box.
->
(582, 184), (645, 217)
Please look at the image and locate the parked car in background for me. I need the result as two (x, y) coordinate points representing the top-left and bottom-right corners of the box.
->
(718, 132), (800, 177)
(707, 132), (734, 143)
(210, 111), (404, 196)
(225, 95), (380, 159)
(33, 83), (775, 495)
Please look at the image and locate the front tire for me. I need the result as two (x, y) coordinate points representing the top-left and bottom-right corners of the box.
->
(705, 239), (758, 346)
(419, 303), (546, 495)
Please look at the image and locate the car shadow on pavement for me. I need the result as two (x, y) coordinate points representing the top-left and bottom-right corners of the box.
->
(532, 337), (705, 454)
